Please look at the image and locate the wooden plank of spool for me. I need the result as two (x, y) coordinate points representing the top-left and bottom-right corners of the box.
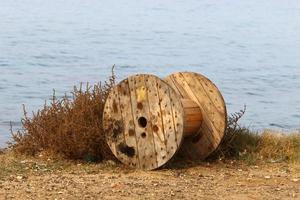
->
(103, 87), (128, 163)
(103, 74), (184, 170)
(128, 75), (157, 169)
(158, 78), (185, 158)
(164, 72), (227, 160)
(145, 76), (168, 167)
(117, 80), (139, 168)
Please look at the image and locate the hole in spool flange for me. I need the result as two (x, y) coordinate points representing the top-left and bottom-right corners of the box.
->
(141, 132), (147, 138)
(138, 117), (147, 128)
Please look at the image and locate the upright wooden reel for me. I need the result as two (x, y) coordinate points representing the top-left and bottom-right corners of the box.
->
(164, 72), (227, 160)
(103, 74), (184, 170)
(103, 72), (227, 170)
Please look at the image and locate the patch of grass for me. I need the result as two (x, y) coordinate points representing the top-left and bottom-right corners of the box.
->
(9, 67), (116, 162)
(208, 106), (300, 164)
(258, 130), (300, 162)
(0, 152), (28, 180)
(208, 106), (259, 161)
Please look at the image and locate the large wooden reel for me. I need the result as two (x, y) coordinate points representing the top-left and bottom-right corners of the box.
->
(164, 72), (227, 160)
(103, 74), (184, 170)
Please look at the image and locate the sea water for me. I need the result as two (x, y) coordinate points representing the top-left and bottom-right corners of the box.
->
(0, 0), (300, 146)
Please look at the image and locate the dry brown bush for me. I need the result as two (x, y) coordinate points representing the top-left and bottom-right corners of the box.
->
(9, 68), (116, 162)
(208, 106), (259, 160)
(209, 106), (300, 163)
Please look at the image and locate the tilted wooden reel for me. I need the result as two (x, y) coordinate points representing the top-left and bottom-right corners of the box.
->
(103, 72), (227, 170)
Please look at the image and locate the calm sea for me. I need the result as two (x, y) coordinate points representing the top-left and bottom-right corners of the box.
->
(1, 0), (300, 146)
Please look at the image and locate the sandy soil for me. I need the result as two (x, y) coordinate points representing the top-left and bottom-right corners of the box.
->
(0, 153), (299, 200)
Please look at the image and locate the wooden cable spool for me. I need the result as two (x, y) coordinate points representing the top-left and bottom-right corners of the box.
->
(103, 72), (227, 170)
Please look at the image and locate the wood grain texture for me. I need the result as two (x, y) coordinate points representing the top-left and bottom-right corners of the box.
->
(103, 74), (184, 170)
(164, 72), (227, 160)
(181, 98), (203, 136)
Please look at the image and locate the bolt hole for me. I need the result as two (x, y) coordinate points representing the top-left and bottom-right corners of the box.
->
(138, 117), (147, 128)
(141, 132), (147, 138)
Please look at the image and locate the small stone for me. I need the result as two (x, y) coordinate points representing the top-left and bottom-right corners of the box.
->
(58, 191), (63, 194)
(106, 160), (117, 166)
(264, 176), (271, 179)
(291, 178), (299, 182)
(291, 192), (296, 198)
(16, 176), (23, 180)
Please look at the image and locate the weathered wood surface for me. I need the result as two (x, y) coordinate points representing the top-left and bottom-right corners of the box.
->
(164, 72), (227, 160)
(181, 98), (203, 136)
(103, 74), (184, 170)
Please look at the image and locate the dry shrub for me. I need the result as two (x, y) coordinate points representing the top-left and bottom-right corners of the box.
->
(209, 106), (300, 163)
(9, 68), (116, 161)
(257, 131), (300, 162)
(208, 106), (259, 161)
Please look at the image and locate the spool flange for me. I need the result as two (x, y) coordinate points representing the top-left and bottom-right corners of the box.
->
(103, 74), (184, 170)
(164, 72), (227, 160)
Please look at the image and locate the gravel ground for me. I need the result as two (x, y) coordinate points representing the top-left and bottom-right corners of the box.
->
(0, 153), (299, 200)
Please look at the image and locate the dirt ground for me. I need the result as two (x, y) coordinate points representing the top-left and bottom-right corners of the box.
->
(0, 153), (299, 200)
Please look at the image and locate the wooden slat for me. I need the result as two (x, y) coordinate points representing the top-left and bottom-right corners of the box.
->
(167, 82), (184, 152)
(103, 88), (128, 163)
(193, 74), (227, 131)
(196, 75), (226, 114)
(144, 75), (168, 167)
(165, 76), (188, 97)
(117, 79), (139, 168)
(156, 80), (179, 157)
(128, 75), (157, 170)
